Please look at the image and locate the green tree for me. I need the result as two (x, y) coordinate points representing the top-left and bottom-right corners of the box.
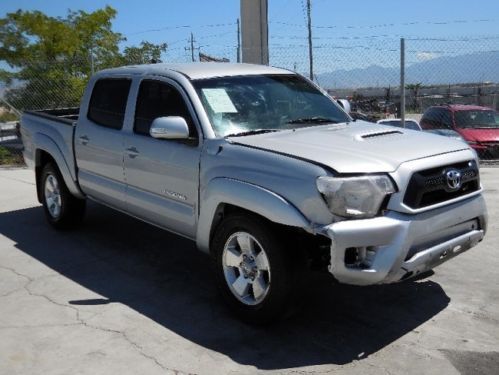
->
(0, 7), (123, 110)
(0, 7), (167, 111)
(122, 41), (168, 65)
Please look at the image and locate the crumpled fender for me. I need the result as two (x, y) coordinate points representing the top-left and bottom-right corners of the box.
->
(196, 177), (310, 253)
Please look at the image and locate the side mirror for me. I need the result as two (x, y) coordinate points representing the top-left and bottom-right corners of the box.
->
(150, 116), (189, 140)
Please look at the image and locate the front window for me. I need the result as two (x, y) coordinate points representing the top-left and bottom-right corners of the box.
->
(455, 110), (499, 129)
(193, 74), (351, 137)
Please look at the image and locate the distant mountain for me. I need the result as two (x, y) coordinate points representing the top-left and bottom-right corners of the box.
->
(317, 51), (499, 89)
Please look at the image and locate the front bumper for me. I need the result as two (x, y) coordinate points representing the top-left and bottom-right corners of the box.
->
(321, 194), (487, 286)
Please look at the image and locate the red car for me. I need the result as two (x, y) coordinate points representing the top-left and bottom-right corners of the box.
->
(420, 104), (499, 159)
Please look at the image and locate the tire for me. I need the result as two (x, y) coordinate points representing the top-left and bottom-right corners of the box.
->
(212, 214), (301, 324)
(40, 163), (86, 229)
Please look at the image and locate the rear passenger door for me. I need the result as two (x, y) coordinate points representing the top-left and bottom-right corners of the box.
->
(75, 78), (131, 210)
(123, 78), (202, 238)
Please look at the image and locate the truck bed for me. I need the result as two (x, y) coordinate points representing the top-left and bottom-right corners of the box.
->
(24, 108), (80, 125)
(20, 108), (79, 183)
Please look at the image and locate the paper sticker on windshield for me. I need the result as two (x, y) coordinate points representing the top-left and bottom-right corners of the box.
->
(202, 88), (238, 113)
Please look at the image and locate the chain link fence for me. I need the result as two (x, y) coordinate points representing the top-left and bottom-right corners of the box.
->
(271, 35), (499, 160)
(1, 35), (498, 164)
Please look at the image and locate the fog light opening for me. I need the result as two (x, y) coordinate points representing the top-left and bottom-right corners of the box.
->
(345, 246), (376, 268)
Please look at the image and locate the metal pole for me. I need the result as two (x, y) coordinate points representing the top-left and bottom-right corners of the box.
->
(237, 18), (241, 63)
(190, 33), (195, 62)
(400, 38), (405, 127)
(90, 46), (95, 76)
(307, 0), (314, 81)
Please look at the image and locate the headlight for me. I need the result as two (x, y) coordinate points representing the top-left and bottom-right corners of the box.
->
(316, 175), (396, 219)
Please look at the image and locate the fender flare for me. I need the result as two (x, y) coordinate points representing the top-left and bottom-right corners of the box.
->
(196, 177), (310, 253)
(34, 133), (84, 199)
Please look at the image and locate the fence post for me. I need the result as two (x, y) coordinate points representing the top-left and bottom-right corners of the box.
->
(400, 38), (405, 127)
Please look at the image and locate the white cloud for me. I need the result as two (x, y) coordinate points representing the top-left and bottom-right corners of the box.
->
(416, 52), (438, 61)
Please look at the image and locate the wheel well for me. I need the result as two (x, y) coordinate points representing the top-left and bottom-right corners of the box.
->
(208, 203), (331, 270)
(35, 150), (56, 203)
(209, 204), (273, 249)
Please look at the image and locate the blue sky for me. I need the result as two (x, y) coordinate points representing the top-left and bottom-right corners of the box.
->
(1, 0), (498, 73)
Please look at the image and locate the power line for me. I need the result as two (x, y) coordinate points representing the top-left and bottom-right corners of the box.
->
(270, 18), (496, 30)
(128, 22), (236, 36)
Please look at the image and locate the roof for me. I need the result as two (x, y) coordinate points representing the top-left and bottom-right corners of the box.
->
(435, 104), (493, 111)
(101, 62), (292, 80)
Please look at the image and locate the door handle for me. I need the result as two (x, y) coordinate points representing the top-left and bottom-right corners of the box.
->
(126, 146), (139, 158)
(79, 135), (89, 145)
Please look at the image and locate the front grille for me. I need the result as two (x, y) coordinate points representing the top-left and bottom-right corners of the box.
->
(403, 160), (480, 209)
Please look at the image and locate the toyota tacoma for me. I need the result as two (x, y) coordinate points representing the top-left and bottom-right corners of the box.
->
(21, 63), (487, 323)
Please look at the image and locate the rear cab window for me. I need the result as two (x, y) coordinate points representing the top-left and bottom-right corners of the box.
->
(87, 79), (132, 130)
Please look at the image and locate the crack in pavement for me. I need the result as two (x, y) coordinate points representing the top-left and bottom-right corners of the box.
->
(0, 265), (189, 374)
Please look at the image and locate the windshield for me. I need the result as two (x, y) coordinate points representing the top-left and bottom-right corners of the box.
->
(193, 74), (351, 137)
(455, 110), (499, 129)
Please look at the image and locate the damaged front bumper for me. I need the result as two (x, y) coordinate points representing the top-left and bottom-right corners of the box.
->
(320, 194), (487, 286)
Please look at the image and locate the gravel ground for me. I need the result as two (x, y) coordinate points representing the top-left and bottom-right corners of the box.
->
(0, 167), (497, 375)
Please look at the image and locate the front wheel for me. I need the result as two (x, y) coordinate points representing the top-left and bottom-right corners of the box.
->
(212, 214), (300, 324)
(40, 163), (86, 229)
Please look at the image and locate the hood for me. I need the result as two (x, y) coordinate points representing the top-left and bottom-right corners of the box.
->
(457, 128), (499, 143)
(229, 121), (470, 173)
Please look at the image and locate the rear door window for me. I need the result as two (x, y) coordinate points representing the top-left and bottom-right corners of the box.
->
(87, 79), (131, 130)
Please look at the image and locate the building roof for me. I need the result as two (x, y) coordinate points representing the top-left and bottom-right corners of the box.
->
(101, 62), (292, 80)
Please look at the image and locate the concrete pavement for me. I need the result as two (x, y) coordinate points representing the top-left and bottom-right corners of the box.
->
(0, 167), (498, 375)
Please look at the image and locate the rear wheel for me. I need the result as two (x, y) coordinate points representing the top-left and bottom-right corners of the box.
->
(212, 214), (301, 324)
(41, 163), (85, 229)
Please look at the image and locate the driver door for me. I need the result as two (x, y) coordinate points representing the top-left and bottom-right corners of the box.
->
(123, 78), (201, 238)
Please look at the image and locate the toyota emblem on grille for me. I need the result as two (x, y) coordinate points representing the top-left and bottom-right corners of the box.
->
(446, 169), (462, 190)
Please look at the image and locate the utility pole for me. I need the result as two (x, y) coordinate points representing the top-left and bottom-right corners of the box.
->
(90, 47), (94, 76)
(400, 38), (406, 127)
(185, 33), (197, 62)
(89, 39), (95, 76)
(306, 0), (314, 81)
(237, 18), (241, 63)
(240, 0), (269, 64)
(190, 32), (195, 62)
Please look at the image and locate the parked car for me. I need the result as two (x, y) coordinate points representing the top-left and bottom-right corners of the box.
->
(377, 118), (421, 131)
(21, 63), (487, 323)
(377, 118), (466, 141)
(420, 104), (499, 159)
(425, 129), (466, 142)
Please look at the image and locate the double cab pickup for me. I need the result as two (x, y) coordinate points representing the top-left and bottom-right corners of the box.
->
(21, 63), (487, 323)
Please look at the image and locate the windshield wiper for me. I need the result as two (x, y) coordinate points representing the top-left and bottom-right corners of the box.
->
(285, 116), (339, 125)
(225, 129), (280, 137)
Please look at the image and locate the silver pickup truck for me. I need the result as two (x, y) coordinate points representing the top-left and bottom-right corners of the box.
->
(21, 63), (487, 323)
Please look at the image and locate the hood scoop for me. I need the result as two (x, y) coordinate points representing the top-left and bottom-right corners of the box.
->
(361, 130), (403, 139)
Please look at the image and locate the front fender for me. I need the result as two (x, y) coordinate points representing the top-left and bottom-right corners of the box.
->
(196, 177), (311, 253)
(34, 133), (84, 199)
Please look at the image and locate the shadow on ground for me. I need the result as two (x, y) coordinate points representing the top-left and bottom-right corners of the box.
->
(0, 203), (450, 370)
